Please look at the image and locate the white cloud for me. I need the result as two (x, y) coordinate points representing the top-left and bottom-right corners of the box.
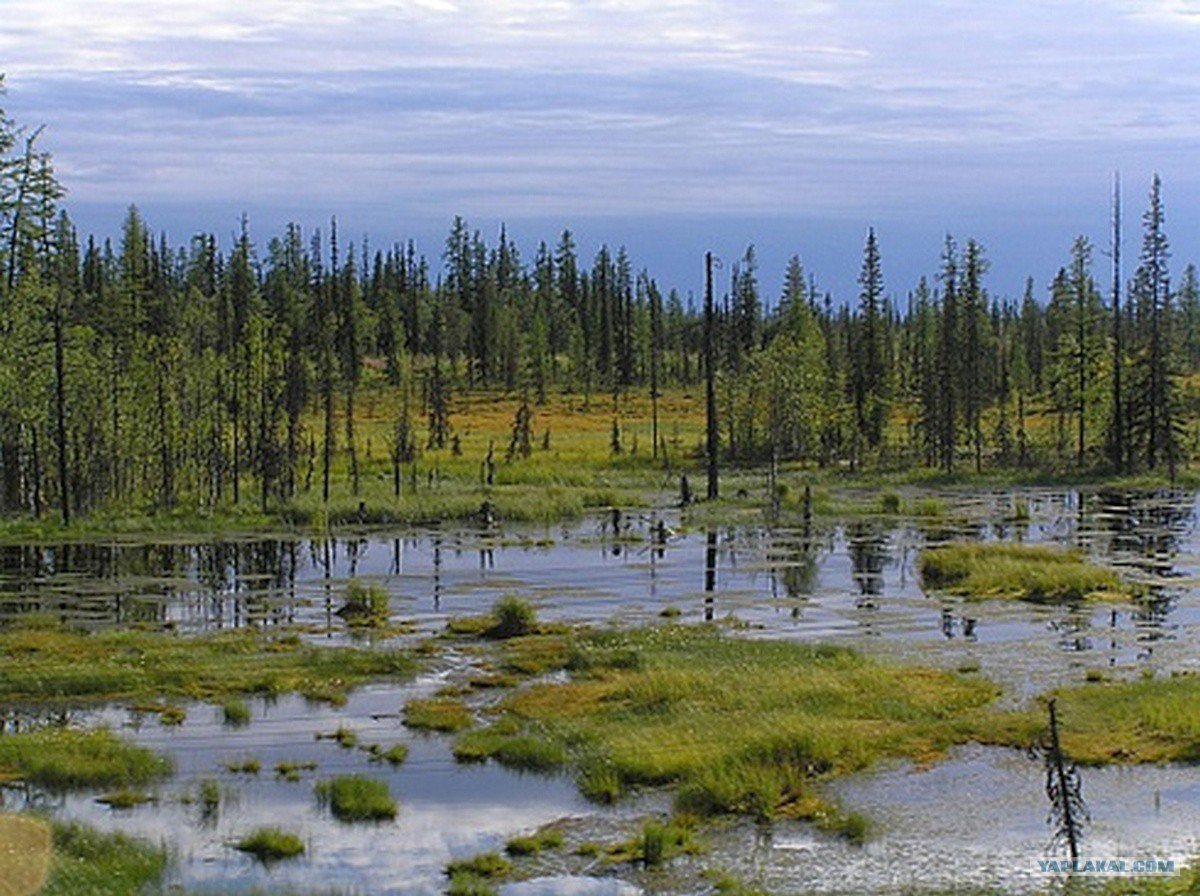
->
(3, 0), (1200, 223)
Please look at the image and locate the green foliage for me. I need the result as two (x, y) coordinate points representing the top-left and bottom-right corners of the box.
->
(504, 828), (564, 856)
(41, 822), (167, 896)
(315, 775), (397, 821)
(463, 626), (1009, 822)
(444, 852), (512, 880)
(234, 827), (306, 862)
(489, 594), (537, 639)
(919, 543), (1137, 602)
(0, 621), (416, 705)
(0, 727), (170, 789)
(222, 699), (251, 727)
(404, 697), (472, 733)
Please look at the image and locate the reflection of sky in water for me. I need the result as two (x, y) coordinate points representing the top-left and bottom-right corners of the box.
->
(5, 681), (612, 895)
(2, 488), (1200, 892)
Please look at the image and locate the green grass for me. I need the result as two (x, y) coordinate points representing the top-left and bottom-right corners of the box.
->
(225, 758), (262, 774)
(0, 727), (171, 789)
(919, 543), (1138, 602)
(404, 697), (472, 732)
(95, 789), (155, 809)
(41, 821), (167, 896)
(338, 580), (390, 626)
(223, 699), (252, 727)
(504, 827), (564, 856)
(490, 595), (538, 638)
(0, 619), (416, 705)
(275, 759), (319, 780)
(1047, 674), (1200, 764)
(315, 775), (397, 822)
(234, 827), (306, 861)
(445, 851), (512, 879)
(464, 625), (1014, 821)
(453, 721), (568, 770)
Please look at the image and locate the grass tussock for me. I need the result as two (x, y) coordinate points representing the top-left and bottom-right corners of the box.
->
(41, 821), (167, 896)
(234, 827), (306, 862)
(337, 580), (391, 627)
(466, 625), (1010, 821)
(0, 620), (416, 705)
(445, 850), (513, 896)
(404, 697), (472, 733)
(504, 827), (564, 856)
(0, 727), (170, 789)
(315, 775), (397, 822)
(222, 699), (252, 727)
(919, 543), (1137, 603)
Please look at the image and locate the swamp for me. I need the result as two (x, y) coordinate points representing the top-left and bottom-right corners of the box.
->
(3, 485), (1200, 894)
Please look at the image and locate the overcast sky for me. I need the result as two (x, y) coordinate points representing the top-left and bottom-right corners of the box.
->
(4, 0), (1200, 302)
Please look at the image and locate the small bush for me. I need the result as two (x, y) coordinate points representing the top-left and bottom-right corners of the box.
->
(224, 758), (261, 775)
(234, 827), (305, 862)
(315, 775), (396, 822)
(879, 492), (902, 514)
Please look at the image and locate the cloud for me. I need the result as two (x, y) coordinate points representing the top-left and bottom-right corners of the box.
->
(4, 0), (1200, 228)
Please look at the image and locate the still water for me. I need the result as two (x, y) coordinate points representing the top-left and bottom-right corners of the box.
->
(2, 487), (1198, 893)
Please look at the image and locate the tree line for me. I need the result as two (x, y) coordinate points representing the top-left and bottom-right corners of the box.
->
(2, 79), (1198, 522)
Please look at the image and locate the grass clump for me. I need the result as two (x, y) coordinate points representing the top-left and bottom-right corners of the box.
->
(234, 827), (306, 862)
(377, 743), (409, 765)
(225, 758), (261, 774)
(0, 621), (416, 705)
(504, 827), (564, 856)
(404, 697), (472, 733)
(0, 727), (170, 789)
(919, 543), (1136, 603)
(608, 818), (699, 867)
(275, 759), (318, 781)
(95, 789), (154, 809)
(337, 580), (390, 626)
(445, 851), (512, 879)
(490, 595), (537, 638)
(481, 625), (1006, 820)
(41, 821), (166, 896)
(198, 779), (221, 812)
(222, 699), (252, 727)
(315, 775), (397, 821)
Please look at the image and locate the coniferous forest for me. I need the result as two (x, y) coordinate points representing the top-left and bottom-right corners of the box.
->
(2, 78), (1198, 527)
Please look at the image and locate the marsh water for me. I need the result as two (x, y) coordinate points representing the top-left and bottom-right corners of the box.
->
(3, 487), (1200, 894)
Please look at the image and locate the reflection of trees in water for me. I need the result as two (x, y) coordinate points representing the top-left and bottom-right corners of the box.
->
(1089, 489), (1195, 577)
(847, 522), (889, 606)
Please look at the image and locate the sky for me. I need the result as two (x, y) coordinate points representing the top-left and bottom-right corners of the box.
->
(3, 0), (1200, 304)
